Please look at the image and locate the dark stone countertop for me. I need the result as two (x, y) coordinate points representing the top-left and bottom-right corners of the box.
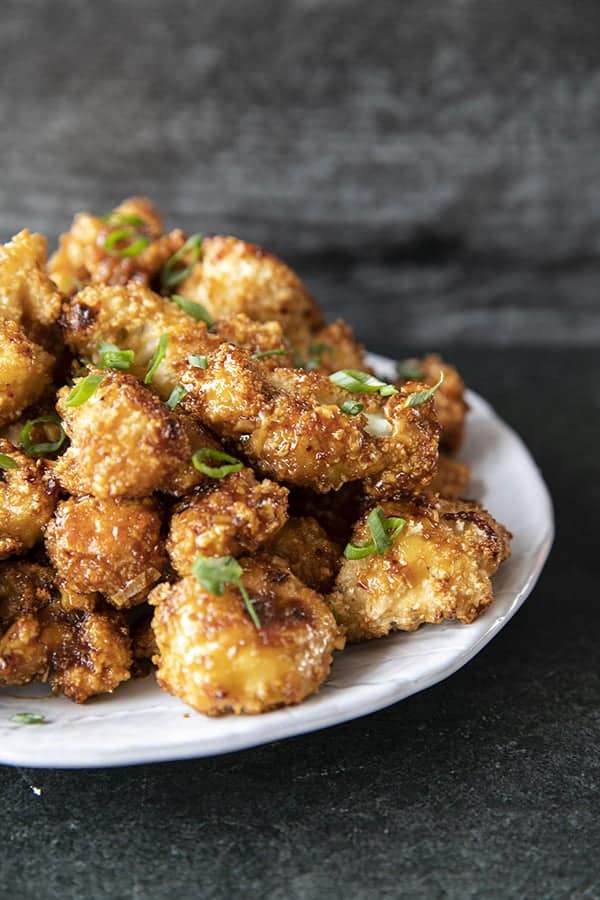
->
(1, 347), (597, 900)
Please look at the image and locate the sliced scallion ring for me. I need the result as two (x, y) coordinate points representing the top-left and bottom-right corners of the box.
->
(103, 227), (151, 258)
(166, 384), (187, 410)
(98, 341), (135, 370)
(329, 369), (398, 397)
(171, 294), (214, 326)
(0, 453), (19, 470)
(65, 373), (105, 407)
(404, 371), (444, 408)
(144, 335), (168, 385)
(161, 234), (204, 290)
(339, 400), (364, 416)
(191, 448), (244, 479)
(344, 507), (406, 560)
(20, 415), (66, 456)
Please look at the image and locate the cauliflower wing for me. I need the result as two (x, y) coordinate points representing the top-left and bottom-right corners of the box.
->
(0, 319), (55, 426)
(264, 516), (340, 593)
(0, 440), (57, 558)
(0, 229), (63, 343)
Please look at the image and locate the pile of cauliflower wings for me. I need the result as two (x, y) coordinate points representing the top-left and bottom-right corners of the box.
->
(0, 198), (511, 716)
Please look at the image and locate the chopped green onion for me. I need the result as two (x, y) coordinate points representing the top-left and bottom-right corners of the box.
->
(98, 341), (135, 370)
(161, 234), (204, 290)
(65, 373), (105, 407)
(252, 349), (288, 360)
(396, 360), (426, 381)
(192, 555), (260, 628)
(0, 453), (19, 470)
(325, 596), (340, 623)
(329, 369), (398, 397)
(144, 334), (168, 385)
(339, 400), (364, 416)
(343, 507), (406, 560)
(187, 354), (208, 369)
(11, 712), (46, 725)
(404, 371), (444, 408)
(192, 448), (243, 478)
(101, 213), (145, 227)
(103, 227), (151, 258)
(171, 294), (214, 326)
(20, 415), (66, 456)
(166, 384), (187, 410)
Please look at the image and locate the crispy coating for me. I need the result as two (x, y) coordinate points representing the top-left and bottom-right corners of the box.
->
(427, 455), (471, 499)
(264, 516), (340, 593)
(214, 314), (294, 370)
(397, 354), (468, 453)
(298, 320), (368, 374)
(54, 371), (206, 498)
(0, 560), (56, 626)
(150, 555), (344, 715)
(0, 440), (57, 559)
(178, 344), (440, 494)
(49, 197), (185, 293)
(0, 229), (63, 343)
(45, 496), (166, 608)
(0, 319), (55, 426)
(332, 495), (512, 641)
(178, 235), (324, 346)
(167, 469), (289, 576)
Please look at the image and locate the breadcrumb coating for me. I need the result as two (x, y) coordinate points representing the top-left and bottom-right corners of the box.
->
(0, 229), (63, 343)
(0, 440), (57, 559)
(0, 319), (55, 427)
(264, 516), (340, 593)
(167, 468), (288, 576)
(332, 495), (511, 641)
(150, 555), (344, 715)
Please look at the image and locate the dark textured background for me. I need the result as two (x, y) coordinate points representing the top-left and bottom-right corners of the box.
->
(1, 2), (598, 898)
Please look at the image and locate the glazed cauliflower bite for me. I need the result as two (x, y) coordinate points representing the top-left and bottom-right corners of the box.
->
(0, 319), (55, 426)
(264, 516), (341, 594)
(0, 440), (57, 559)
(150, 555), (345, 716)
(397, 354), (468, 453)
(0, 229), (63, 343)
(177, 235), (324, 346)
(178, 344), (440, 494)
(48, 196), (185, 294)
(167, 468), (288, 577)
(54, 370), (208, 498)
(332, 495), (511, 642)
(45, 496), (166, 608)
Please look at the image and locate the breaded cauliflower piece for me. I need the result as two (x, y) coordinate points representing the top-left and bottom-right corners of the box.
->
(0, 229), (63, 343)
(177, 235), (324, 346)
(150, 555), (344, 715)
(397, 354), (468, 453)
(0, 440), (57, 558)
(178, 344), (440, 494)
(332, 495), (511, 641)
(45, 496), (166, 608)
(49, 196), (185, 293)
(167, 469), (288, 576)
(264, 516), (341, 593)
(427, 455), (471, 499)
(54, 371), (206, 498)
(0, 319), (55, 426)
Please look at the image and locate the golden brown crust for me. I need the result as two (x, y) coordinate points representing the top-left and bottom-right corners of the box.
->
(297, 320), (368, 374)
(0, 229), (63, 343)
(264, 516), (340, 593)
(332, 495), (512, 641)
(167, 469), (288, 576)
(150, 555), (344, 716)
(0, 440), (57, 559)
(397, 354), (469, 453)
(45, 496), (166, 608)
(0, 319), (55, 427)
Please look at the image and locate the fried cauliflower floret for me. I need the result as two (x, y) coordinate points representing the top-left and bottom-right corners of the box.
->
(0, 229), (63, 342)
(332, 495), (512, 641)
(397, 354), (468, 453)
(427, 455), (471, 499)
(54, 370), (206, 497)
(167, 469), (289, 576)
(178, 344), (439, 494)
(297, 320), (368, 374)
(0, 441), (57, 558)
(0, 615), (49, 686)
(48, 196), (185, 293)
(150, 555), (344, 716)
(264, 517), (340, 593)
(0, 319), (55, 427)
(45, 496), (166, 608)
(0, 561), (56, 685)
(178, 235), (324, 346)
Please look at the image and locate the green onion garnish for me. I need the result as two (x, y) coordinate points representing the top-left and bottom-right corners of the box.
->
(11, 712), (46, 725)
(161, 234), (204, 290)
(192, 555), (260, 628)
(144, 335), (168, 385)
(192, 448), (244, 478)
(166, 384), (187, 410)
(20, 415), (66, 457)
(344, 507), (406, 560)
(103, 227), (151, 258)
(171, 294), (214, 326)
(98, 341), (135, 370)
(340, 400), (364, 416)
(65, 373), (105, 407)
(187, 354), (208, 369)
(101, 213), (145, 227)
(329, 369), (398, 397)
(396, 361), (426, 381)
(404, 371), (444, 408)
(252, 349), (288, 360)
(0, 453), (19, 470)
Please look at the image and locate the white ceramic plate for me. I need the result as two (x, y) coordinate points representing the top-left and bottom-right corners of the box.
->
(0, 354), (554, 769)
